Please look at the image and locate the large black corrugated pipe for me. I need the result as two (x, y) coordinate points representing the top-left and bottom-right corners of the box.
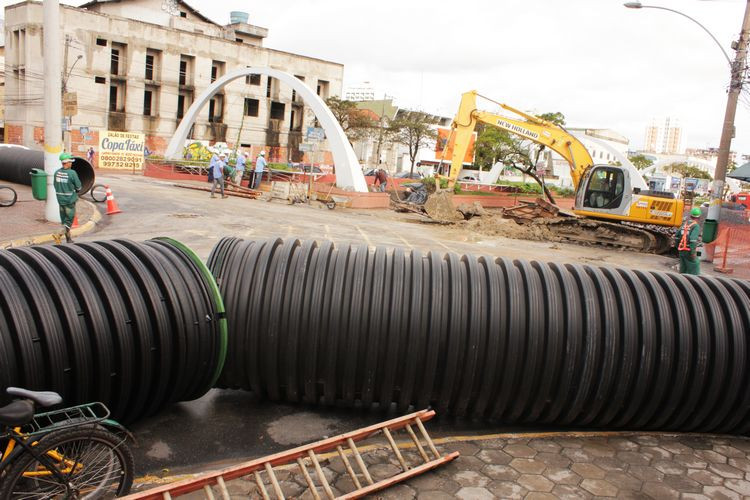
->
(209, 237), (750, 434)
(0, 145), (95, 193)
(0, 239), (227, 424)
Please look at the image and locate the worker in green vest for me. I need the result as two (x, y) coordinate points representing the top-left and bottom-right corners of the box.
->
(53, 152), (81, 243)
(675, 207), (702, 275)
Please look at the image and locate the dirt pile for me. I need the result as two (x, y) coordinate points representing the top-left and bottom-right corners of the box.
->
(467, 216), (562, 242)
(423, 191), (464, 222)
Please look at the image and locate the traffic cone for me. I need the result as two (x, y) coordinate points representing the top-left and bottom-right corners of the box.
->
(105, 185), (122, 215)
(71, 214), (79, 229)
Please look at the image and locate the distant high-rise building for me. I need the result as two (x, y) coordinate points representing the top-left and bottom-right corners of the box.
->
(644, 117), (684, 154)
(345, 82), (375, 101)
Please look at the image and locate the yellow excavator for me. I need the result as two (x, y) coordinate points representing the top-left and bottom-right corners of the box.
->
(447, 91), (684, 252)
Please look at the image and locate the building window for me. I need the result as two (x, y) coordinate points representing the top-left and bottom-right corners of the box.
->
(110, 42), (126, 75)
(211, 60), (225, 83)
(110, 49), (119, 74)
(266, 77), (273, 98)
(316, 80), (329, 98)
(145, 55), (154, 80)
(270, 101), (285, 120)
(143, 90), (153, 116)
(95, 76), (106, 84)
(179, 60), (187, 85)
(179, 55), (194, 86)
(96, 38), (107, 46)
(246, 73), (260, 85)
(236, 38), (243, 43)
(109, 85), (117, 112)
(209, 95), (223, 123)
(177, 91), (192, 120)
(244, 98), (259, 117)
(177, 95), (185, 119)
(145, 49), (160, 81)
(179, 11), (187, 18)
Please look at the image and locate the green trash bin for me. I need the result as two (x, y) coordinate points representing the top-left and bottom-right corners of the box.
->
(702, 218), (718, 244)
(30, 168), (48, 201)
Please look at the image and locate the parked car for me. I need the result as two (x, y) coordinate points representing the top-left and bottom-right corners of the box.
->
(363, 168), (377, 177)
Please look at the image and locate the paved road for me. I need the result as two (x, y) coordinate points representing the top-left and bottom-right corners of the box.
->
(74, 174), (747, 499)
(82, 174), (684, 273)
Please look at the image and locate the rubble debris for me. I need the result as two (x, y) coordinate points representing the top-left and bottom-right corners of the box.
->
(456, 201), (488, 220)
(503, 197), (560, 223)
(423, 191), (464, 223)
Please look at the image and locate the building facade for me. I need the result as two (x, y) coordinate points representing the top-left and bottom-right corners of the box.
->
(644, 117), (684, 155)
(3, 0), (344, 165)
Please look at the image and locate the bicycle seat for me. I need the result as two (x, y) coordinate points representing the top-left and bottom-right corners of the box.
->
(6, 387), (62, 407)
(0, 399), (34, 426)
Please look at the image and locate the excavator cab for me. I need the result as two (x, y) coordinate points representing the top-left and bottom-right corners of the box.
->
(582, 166), (626, 210)
(576, 165), (633, 216)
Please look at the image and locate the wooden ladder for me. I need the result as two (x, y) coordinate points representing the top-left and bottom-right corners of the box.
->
(125, 409), (458, 500)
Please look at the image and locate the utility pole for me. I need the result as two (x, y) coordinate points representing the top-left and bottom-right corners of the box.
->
(43, 0), (63, 223)
(708, 0), (750, 226)
(63, 35), (70, 152)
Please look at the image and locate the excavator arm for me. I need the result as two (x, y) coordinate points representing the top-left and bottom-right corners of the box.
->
(449, 91), (594, 187)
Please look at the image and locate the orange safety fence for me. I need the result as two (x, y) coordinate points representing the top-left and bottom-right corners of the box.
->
(706, 224), (750, 279)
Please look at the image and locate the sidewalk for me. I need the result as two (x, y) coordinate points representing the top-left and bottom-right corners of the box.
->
(0, 181), (101, 248)
(131, 431), (750, 499)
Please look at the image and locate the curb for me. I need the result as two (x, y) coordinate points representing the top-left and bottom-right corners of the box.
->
(0, 199), (102, 249)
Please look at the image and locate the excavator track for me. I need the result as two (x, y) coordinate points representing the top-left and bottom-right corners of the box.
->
(541, 218), (673, 253)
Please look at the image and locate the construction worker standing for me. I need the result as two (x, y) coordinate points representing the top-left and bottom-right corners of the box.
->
(53, 153), (81, 243)
(675, 207), (702, 275)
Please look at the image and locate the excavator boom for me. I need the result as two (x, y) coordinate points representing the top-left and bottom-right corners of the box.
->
(450, 91), (594, 187)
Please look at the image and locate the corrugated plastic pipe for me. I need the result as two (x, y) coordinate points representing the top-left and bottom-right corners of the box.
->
(208, 237), (750, 434)
(0, 238), (227, 423)
(0, 145), (96, 194)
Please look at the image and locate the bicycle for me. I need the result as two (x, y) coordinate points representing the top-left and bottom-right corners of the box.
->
(0, 185), (17, 207)
(0, 387), (134, 499)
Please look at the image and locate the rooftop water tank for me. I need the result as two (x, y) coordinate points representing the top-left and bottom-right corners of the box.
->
(230, 11), (249, 24)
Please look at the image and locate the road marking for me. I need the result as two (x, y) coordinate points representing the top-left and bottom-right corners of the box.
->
(355, 225), (373, 247)
(435, 241), (456, 253)
(286, 225), (294, 238)
(324, 224), (333, 241)
(396, 234), (414, 249)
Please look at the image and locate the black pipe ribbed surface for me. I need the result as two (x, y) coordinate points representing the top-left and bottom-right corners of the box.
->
(0, 145), (95, 194)
(208, 237), (750, 434)
(0, 239), (227, 423)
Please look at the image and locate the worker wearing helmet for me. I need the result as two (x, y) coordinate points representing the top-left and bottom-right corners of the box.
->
(53, 153), (82, 243)
(675, 207), (703, 275)
(253, 150), (267, 190)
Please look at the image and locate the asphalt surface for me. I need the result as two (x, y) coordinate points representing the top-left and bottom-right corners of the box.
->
(36, 173), (745, 499)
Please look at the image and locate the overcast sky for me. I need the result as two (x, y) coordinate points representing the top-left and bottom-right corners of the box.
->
(6, 0), (749, 157)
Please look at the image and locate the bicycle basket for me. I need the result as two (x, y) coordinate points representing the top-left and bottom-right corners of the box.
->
(21, 402), (110, 436)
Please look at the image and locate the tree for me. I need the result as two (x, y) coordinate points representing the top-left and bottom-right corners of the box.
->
(389, 111), (438, 174)
(628, 153), (654, 170)
(666, 162), (713, 181)
(325, 97), (376, 142)
(538, 111), (566, 127)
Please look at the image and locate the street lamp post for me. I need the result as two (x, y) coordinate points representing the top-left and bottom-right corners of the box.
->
(624, 1), (750, 236)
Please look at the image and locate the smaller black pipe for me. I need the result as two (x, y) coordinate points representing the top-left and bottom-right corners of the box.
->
(0, 145), (95, 193)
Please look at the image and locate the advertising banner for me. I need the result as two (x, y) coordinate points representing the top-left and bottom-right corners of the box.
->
(98, 131), (145, 170)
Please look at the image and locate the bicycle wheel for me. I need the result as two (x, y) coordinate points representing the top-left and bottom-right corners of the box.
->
(90, 184), (107, 203)
(0, 425), (134, 499)
(0, 185), (17, 207)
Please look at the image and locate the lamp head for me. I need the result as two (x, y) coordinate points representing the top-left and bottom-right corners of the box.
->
(624, 2), (643, 8)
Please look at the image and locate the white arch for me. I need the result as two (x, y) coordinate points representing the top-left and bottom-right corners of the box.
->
(165, 67), (368, 192)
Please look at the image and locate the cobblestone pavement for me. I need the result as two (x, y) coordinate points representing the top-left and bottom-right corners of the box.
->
(137, 432), (750, 499)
